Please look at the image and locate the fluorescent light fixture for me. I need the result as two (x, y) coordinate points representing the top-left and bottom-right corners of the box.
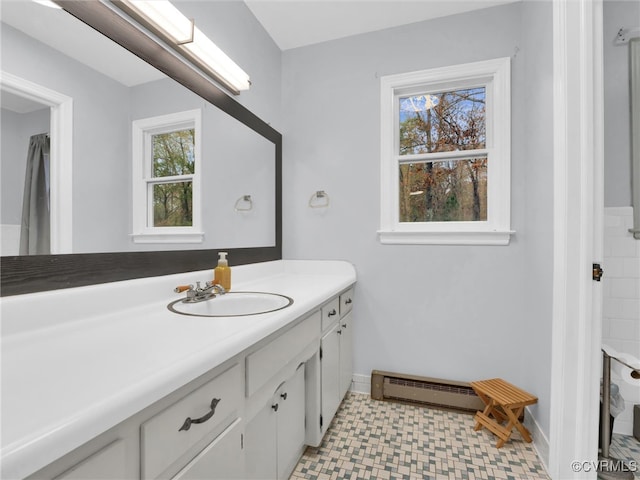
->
(115, 0), (250, 94)
(33, 0), (62, 9)
(183, 27), (251, 95)
(127, 0), (193, 44)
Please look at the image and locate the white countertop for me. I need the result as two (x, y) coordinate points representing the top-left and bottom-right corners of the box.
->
(0, 260), (356, 479)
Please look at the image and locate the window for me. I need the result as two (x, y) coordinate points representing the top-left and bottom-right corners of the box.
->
(132, 110), (203, 243)
(379, 58), (513, 245)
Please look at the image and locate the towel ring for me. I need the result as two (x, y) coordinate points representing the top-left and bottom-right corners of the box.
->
(309, 190), (330, 208)
(234, 195), (253, 212)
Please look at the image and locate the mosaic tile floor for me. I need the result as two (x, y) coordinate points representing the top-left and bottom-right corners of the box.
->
(290, 392), (549, 480)
(610, 433), (640, 479)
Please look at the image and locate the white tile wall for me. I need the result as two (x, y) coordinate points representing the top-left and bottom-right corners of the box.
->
(602, 207), (640, 435)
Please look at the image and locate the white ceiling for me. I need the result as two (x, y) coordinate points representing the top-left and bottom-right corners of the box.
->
(244, 0), (519, 50)
(1, 0), (517, 90)
(1, 0), (165, 87)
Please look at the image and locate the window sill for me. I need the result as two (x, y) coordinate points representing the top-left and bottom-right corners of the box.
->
(377, 230), (515, 246)
(131, 232), (205, 244)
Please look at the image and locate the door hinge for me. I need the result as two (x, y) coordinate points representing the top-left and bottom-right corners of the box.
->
(320, 415), (323, 428)
(319, 347), (323, 360)
(593, 263), (604, 281)
(241, 433), (244, 449)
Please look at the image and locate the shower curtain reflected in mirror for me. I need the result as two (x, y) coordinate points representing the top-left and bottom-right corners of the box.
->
(19, 133), (50, 255)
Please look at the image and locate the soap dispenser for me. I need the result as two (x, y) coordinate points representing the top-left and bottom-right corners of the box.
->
(214, 252), (231, 291)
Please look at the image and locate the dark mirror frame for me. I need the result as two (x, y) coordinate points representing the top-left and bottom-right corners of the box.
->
(0, 0), (282, 297)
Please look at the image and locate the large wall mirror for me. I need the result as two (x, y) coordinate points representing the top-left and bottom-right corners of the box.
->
(0, 0), (282, 296)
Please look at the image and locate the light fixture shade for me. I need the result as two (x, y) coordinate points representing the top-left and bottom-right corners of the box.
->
(116, 0), (250, 94)
(33, 0), (63, 9)
(128, 0), (194, 44)
(183, 27), (251, 93)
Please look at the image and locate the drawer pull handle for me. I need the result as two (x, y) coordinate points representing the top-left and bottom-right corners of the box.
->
(345, 298), (352, 305)
(272, 403), (279, 412)
(280, 392), (288, 400)
(342, 323), (347, 329)
(178, 398), (220, 432)
(328, 309), (337, 317)
(337, 329), (342, 335)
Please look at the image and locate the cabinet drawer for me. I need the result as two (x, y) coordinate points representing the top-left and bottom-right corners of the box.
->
(340, 288), (354, 317)
(141, 364), (241, 479)
(321, 298), (340, 331)
(246, 311), (320, 396)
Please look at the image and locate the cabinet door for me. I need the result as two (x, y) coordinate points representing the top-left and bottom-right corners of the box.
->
(172, 419), (244, 480)
(276, 365), (306, 480)
(339, 311), (353, 399)
(244, 395), (278, 479)
(321, 323), (340, 434)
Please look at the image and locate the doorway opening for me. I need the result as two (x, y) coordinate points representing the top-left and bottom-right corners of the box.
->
(0, 71), (73, 254)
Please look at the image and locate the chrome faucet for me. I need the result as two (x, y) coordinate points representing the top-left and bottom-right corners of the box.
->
(174, 281), (226, 303)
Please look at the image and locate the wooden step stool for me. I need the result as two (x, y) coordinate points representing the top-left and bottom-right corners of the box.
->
(470, 378), (538, 448)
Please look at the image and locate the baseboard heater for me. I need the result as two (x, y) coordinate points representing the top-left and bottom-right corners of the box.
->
(370, 370), (485, 414)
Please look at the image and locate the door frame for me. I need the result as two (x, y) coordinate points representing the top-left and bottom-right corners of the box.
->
(0, 71), (73, 254)
(548, 0), (604, 478)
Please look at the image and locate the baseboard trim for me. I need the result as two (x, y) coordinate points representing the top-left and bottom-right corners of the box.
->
(350, 373), (371, 395)
(524, 407), (550, 474)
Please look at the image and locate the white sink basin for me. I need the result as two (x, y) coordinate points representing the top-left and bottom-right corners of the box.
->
(168, 291), (294, 317)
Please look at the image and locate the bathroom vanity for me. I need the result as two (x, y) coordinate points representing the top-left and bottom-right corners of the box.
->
(0, 260), (356, 480)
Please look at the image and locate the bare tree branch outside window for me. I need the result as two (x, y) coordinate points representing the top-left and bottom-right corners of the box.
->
(398, 88), (487, 222)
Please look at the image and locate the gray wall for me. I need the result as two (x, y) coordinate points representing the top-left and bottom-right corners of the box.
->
(1, 24), (132, 253)
(281, 1), (554, 438)
(178, 1), (283, 131)
(604, 0), (639, 207)
(520, 0), (554, 444)
(129, 78), (276, 251)
(1, 107), (50, 225)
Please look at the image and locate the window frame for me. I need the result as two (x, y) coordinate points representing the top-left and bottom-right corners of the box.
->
(379, 57), (513, 245)
(131, 109), (203, 244)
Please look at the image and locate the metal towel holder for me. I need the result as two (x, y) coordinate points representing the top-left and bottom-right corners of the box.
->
(234, 195), (253, 212)
(309, 190), (330, 208)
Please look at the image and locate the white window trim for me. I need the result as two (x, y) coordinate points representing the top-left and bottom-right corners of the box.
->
(378, 57), (514, 246)
(131, 109), (203, 244)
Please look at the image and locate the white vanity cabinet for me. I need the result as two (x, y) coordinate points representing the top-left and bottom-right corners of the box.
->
(15, 272), (356, 480)
(276, 365), (306, 478)
(339, 311), (354, 397)
(320, 322), (341, 429)
(244, 311), (320, 480)
(245, 364), (306, 480)
(338, 288), (354, 399)
(28, 363), (244, 480)
(314, 287), (355, 440)
(141, 363), (243, 479)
